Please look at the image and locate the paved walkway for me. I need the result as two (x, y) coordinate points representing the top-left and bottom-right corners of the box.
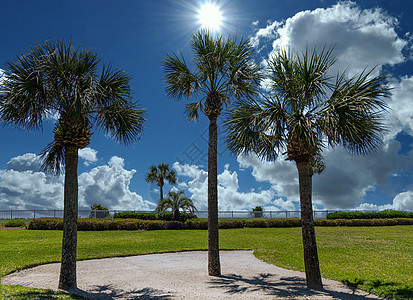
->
(2, 251), (383, 299)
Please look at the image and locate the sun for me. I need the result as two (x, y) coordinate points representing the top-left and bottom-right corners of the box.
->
(198, 2), (223, 31)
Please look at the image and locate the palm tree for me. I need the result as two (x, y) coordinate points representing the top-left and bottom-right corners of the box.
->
(155, 190), (198, 221)
(163, 29), (262, 276)
(0, 39), (145, 290)
(224, 47), (389, 289)
(145, 163), (177, 202)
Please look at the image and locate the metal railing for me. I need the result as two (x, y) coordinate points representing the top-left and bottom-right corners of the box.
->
(0, 209), (389, 221)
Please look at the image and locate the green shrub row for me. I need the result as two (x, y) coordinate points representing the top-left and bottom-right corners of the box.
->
(28, 218), (205, 231)
(315, 218), (413, 226)
(113, 211), (197, 222)
(28, 217), (413, 231)
(326, 211), (413, 219)
(4, 219), (26, 227)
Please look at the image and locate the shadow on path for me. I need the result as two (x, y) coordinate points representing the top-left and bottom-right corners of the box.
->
(67, 285), (173, 299)
(209, 273), (376, 299)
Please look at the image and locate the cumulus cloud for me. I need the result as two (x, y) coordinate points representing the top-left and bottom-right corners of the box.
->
(78, 156), (154, 210)
(0, 153), (152, 211)
(237, 138), (413, 210)
(0, 153), (63, 210)
(6, 153), (42, 172)
(386, 76), (413, 140)
(238, 155), (298, 202)
(254, 1), (407, 76)
(357, 190), (413, 211)
(173, 162), (291, 211)
(313, 140), (413, 209)
(78, 147), (98, 166)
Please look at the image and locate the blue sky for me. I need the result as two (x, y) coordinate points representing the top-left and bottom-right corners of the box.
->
(1, 0), (413, 212)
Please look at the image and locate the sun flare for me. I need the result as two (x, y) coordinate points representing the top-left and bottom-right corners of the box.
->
(198, 3), (223, 31)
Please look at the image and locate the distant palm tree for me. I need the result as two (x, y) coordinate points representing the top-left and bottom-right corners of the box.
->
(156, 190), (198, 221)
(163, 29), (261, 276)
(225, 47), (390, 289)
(145, 163), (177, 202)
(0, 39), (145, 290)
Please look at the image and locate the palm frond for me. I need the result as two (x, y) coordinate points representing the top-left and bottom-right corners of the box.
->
(319, 67), (390, 155)
(154, 190), (198, 215)
(165, 169), (177, 185)
(145, 165), (158, 183)
(40, 141), (65, 175)
(163, 53), (198, 100)
(185, 101), (204, 121)
(95, 100), (146, 145)
(224, 97), (287, 161)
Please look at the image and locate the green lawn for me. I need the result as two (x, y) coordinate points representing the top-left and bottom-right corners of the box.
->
(1, 226), (412, 299)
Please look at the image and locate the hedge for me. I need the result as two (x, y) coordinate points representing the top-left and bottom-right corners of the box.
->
(4, 219), (26, 227)
(28, 217), (413, 231)
(113, 211), (197, 222)
(326, 211), (413, 220)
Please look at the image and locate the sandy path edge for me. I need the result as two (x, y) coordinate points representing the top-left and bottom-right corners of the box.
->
(2, 251), (384, 299)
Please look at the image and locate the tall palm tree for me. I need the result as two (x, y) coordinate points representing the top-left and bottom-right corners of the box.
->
(156, 190), (198, 221)
(163, 30), (262, 276)
(224, 47), (389, 289)
(0, 39), (145, 290)
(145, 163), (177, 202)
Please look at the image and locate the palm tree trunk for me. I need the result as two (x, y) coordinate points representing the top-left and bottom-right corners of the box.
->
(208, 116), (221, 276)
(160, 184), (163, 202)
(296, 160), (323, 289)
(174, 209), (181, 221)
(58, 146), (79, 290)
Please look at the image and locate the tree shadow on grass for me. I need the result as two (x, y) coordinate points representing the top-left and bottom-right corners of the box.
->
(68, 285), (173, 299)
(343, 278), (413, 299)
(209, 273), (379, 299)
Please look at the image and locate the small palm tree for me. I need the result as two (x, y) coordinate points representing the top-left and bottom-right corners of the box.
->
(0, 39), (145, 290)
(163, 29), (261, 276)
(224, 47), (390, 288)
(155, 190), (198, 221)
(145, 163), (177, 202)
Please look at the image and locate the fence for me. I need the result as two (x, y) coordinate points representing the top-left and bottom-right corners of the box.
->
(0, 209), (388, 221)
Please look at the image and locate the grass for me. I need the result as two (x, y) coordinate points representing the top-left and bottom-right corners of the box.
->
(0, 226), (412, 299)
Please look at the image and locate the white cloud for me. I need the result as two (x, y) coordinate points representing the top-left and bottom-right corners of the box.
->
(386, 76), (413, 141)
(173, 162), (288, 211)
(238, 155), (299, 202)
(356, 190), (413, 211)
(6, 153), (42, 172)
(312, 140), (412, 209)
(0, 154), (63, 210)
(0, 153), (153, 211)
(392, 191), (413, 211)
(78, 156), (154, 210)
(237, 139), (413, 210)
(254, 1), (407, 76)
(78, 147), (98, 166)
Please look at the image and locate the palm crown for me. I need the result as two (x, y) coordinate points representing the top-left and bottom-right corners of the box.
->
(225, 47), (390, 162)
(163, 30), (262, 121)
(0, 39), (145, 173)
(145, 163), (177, 201)
(155, 190), (198, 221)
